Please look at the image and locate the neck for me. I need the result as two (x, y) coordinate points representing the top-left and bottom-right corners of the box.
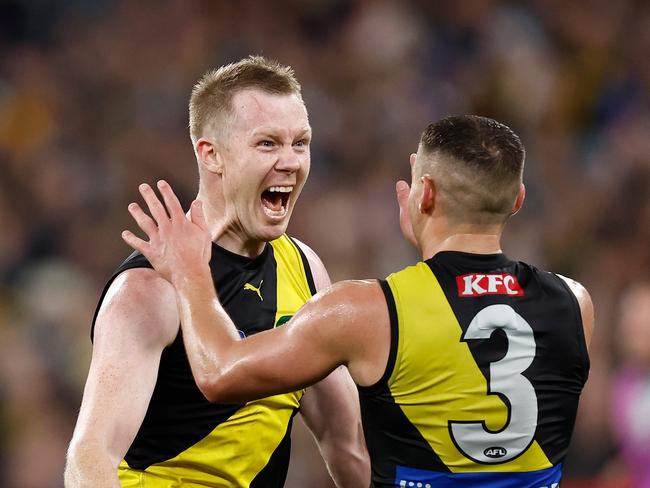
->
(196, 188), (266, 259)
(214, 231), (267, 258)
(421, 232), (502, 260)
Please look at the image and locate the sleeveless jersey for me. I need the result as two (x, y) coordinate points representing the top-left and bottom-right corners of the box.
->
(358, 251), (590, 487)
(91, 234), (317, 488)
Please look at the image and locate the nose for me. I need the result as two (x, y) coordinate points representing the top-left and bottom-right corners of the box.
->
(274, 147), (302, 173)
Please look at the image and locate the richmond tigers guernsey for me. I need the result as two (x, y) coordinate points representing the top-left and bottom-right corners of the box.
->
(91, 234), (317, 488)
(358, 251), (589, 488)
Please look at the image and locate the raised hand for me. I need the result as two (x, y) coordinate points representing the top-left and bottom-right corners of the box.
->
(121, 180), (212, 285)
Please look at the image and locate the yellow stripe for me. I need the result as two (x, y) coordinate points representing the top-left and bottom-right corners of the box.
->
(119, 395), (298, 486)
(387, 262), (552, 473)
(118, 393), (299, 488)
(270, 234), (314, 328)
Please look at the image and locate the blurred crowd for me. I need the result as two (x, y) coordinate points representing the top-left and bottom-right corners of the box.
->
(0, 0), (648, 487)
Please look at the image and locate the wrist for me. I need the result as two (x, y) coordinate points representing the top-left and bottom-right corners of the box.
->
(170, 265), (212, 290)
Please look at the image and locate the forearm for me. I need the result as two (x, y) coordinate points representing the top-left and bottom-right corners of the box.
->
(319, 428), (370, 488)
(302, 371), (371, 488)
(173, 268), (241, 398)
(64, 440), (121, 488)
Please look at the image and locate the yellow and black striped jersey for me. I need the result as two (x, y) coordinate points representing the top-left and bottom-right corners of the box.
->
(358, 251), (589, 488)
(91, 234), (316, 488)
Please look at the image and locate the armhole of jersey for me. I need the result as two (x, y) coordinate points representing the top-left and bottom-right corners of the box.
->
(357, 279), (399, 395)
(288, 236), (317, 296)
(554, 273), (590, 380)
(90, 259), (154, 342)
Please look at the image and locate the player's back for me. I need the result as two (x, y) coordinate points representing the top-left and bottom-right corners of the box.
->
(359, 251), (589, 488)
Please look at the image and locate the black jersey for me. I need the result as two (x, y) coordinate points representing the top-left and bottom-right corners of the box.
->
(91, 235), (316, 487)
(358, 251), (589, 487)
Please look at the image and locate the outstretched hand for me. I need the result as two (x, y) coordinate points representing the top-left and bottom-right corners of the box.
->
(121, 180), (212, 285)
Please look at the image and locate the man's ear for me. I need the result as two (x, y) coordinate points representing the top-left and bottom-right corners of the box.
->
(419, 175), (436, 214)
(196, 138), (223, 175)
(511, 183), (526, 216)
(409, 152), (417, 169)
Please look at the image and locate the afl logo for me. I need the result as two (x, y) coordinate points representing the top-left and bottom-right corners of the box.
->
(484, 447), (507, 459)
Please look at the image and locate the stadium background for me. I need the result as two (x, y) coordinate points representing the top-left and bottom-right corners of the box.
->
(0, 0), (648, 486)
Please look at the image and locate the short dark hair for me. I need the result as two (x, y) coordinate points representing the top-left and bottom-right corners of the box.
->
(189, 55), (302, 143)
(418, 115), (525, 224)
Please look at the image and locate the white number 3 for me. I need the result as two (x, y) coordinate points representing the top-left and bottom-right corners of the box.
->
(450, 304), (538, 464)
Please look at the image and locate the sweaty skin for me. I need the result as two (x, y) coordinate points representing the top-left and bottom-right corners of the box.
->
(65, 88), (370, 488)
(123, 117), (595, 487)
(122, 179), (594, 404)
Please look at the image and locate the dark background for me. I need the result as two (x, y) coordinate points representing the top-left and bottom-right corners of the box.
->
(0, 1), (648, 486)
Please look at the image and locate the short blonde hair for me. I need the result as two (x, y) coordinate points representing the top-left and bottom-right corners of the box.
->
(188, 55), (302, 143)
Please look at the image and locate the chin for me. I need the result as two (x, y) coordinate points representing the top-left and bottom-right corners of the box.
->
(254, 204), (294, 242)
(255, 221), (289, 243)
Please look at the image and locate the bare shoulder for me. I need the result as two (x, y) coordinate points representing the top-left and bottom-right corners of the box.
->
(94, 267), (179, 349)
(291, 237), (320, 261)
(556, 274), (592, 310)
(557, 274), (594, 348)
(291, 237), (330, 291)
(298, 279), (389, 385)
(312, 279), (384, 314)
(289, 279), (385, 338)
(66, 268), (178, 476)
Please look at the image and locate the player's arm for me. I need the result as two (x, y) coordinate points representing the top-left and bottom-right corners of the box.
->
(64, 269), (178, 488)
(293, 240), (370, 487)
(558, 274), (595, 349)
(121, 182), (386, 400)
(300, 367), (369, 487)
(172, 270), (379, 402)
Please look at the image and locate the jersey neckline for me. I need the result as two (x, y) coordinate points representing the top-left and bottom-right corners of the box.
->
(211, 241), (271, 269)
(427, 250), (513, 269)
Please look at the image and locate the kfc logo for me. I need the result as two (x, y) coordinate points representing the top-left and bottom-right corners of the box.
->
(456, 273), (524, 297)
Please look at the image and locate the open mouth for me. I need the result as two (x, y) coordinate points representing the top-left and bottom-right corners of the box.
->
(261, 186), (293, 218)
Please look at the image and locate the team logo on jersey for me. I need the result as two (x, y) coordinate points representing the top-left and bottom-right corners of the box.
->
(456, 273), (524, 297)
(484, 447), (507, 459)
(243, 280), (264, 301)
(275, 315), (292, 327)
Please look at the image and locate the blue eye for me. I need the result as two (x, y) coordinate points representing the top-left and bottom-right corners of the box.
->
(259, 140), (274, 147)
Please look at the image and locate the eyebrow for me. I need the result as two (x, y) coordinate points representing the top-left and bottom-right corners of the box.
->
(250, 127), (312, 139)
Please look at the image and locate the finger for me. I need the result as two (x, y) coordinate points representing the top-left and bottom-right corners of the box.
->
(409, 153), (417, 168)
(128, 202), (159, 238)
(157, 180), (185, 221)
(395, 180), (410, 212)
(395, 180), (417, 247)
(190, 200), (208, 231)
(139, 183), (170, 227)
(121, 229), (152, 256)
